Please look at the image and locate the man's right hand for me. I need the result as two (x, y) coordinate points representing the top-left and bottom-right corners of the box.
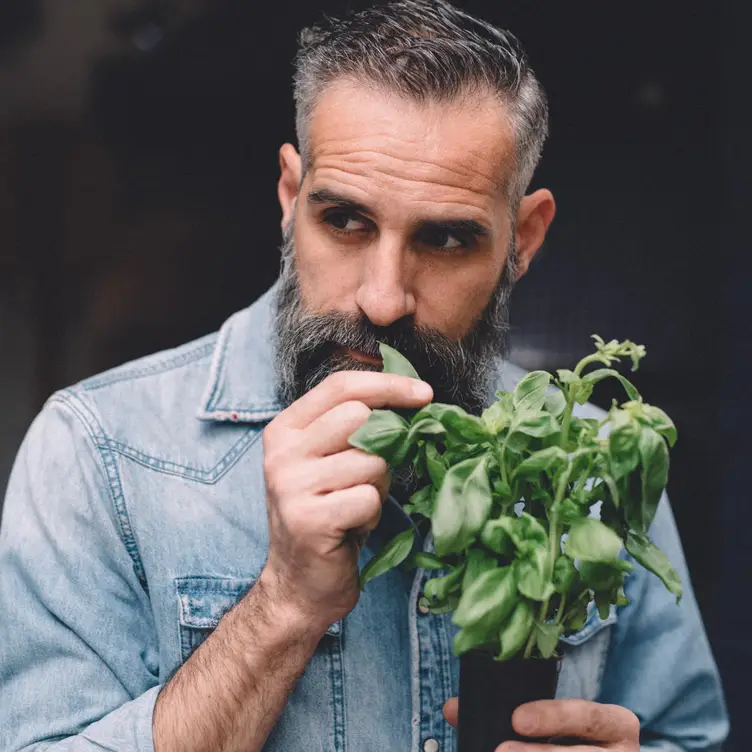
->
(259, 370), (434, 632)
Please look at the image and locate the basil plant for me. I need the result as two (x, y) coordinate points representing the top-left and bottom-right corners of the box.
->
(348, 336), (682, 661)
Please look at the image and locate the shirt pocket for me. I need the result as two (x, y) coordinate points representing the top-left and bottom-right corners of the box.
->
(175, 576), (343, 663)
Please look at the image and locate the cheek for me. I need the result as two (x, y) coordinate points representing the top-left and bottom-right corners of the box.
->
(293, 222), (360, 311)
(417, 259), (503, 339)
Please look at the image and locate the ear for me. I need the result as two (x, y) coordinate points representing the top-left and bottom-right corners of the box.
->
(514, 189), (556, 278)
(278, 143), (302, 231)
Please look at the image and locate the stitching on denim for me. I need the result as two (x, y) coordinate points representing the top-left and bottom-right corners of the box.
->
(50, 392), (148, 592)
(94, 427), (261, 484)
(328, 632), (347, 752)
(81, 339), (216, 391)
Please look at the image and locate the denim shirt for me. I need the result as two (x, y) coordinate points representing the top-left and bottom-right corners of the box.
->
(0, 283), (728, 751)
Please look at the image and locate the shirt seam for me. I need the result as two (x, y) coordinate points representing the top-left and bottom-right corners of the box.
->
(50, 390), (149, 592)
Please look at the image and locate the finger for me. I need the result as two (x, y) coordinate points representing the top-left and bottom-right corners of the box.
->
(320, 483), (383, 533)
(304, 400), (374, 456)
(513, 699), (638, 743)
(308, 449), (389, 494)
(276, 371), (433, 429)
(443, 697), (459, 728)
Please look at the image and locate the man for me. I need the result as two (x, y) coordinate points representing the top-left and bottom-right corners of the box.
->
(0, 2), (728, 750)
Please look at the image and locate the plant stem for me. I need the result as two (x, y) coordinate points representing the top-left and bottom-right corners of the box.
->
(555, 593), (567, 625)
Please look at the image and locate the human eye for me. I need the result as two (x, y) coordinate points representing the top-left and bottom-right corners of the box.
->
(321, 209), (371, 235)
(416, 224), (476, 252)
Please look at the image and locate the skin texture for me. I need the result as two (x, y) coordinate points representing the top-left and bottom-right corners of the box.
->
(152, 82), (633, 750)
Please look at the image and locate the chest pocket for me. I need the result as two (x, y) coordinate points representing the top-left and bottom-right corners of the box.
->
(176, 576), (342, 662)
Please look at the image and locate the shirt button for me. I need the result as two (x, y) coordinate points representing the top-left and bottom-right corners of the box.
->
(423, 738), (439, 752)
(417, 596), (431, 615)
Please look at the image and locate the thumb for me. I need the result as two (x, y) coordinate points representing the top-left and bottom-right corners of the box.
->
(443, 697), (458, 728)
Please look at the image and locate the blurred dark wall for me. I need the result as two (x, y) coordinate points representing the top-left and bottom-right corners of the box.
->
(0, 1), (747, 746)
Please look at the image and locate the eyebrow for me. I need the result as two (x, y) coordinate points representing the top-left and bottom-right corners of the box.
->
(307, 188), (490, 238)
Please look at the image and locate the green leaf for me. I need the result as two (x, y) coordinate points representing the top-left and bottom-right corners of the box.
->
(453, 623), (497, 656)
(461, 548), (498, 592)
(595, 591), (612, 621)
(625, 532), (683, 602)
(424, 565), (464, 603)
(408, 417), (446, 443)
(550, 497), (585, 525)
(414, 403), (490, 444)
(425, 442), (448, 488)
(480, 518), (515, 557)
(578, 560), (632, 591)
(534, 622), (562, 659)
(509, 513), (549, 553)
(515, 548), (555, 601)
(513, 410), (561, 439)
(512, 446), (568, 481)
(432, 455), (493, 556)
(482, 396), (514, 434)
(553, 555), (578, 593)
(565, 517), (623, 562)
(403, 485), (434, 517)
(411, 552), (446, 570)
(582, 368), (641, 402)
(637, 427), (669, 531)
(453, 566), (518, 631)
(428, 593), (461, 615)
(608, 411), (641, 479)
(637, 404), (677, 448)
(544, 389), (567, 417)
(562, 595), (589, 634)
(349, 410), (411, 465)
(378, 342), (420, 380)
(359, 527), (416, 589)
(513, 371), (552, 412)
(498, 600), (535, 661)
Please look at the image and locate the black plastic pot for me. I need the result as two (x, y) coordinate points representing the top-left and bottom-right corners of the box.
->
(457, 651), (561, 752)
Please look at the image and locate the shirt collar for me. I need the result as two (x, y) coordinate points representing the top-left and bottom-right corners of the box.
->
(197, 278), (528, 424)
(197, 281), (284, 423)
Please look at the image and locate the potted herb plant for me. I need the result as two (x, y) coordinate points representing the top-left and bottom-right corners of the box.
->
(349, 336), (682, 751)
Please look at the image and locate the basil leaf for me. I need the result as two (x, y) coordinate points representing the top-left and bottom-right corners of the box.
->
(512, 446), (568, 481)
(378, 342), (420, 380)
(482, 397), (514, 434)
(461, 548), (498, 592)
(359, 527), (416, 589)
(515, 548), (555, 601)
(608, 412), (641, 479)
(424, 564), (464, 603)
(625, 532), (682, 602)
(349, 409), (410, 465)
(411, 552), (446, 571)
(565, 517), (623, 562)
(553, 555), (578, 593)
(453, 622), (497, 656)
(637, 427), (669, 531)
(498, 600), (534, 661)
(544, 389), (567, 417)
(513, 371), (552, 412)
(432, 454), (493, 556)
(408, 417), (446, 442)
(509, 513), (549, 552)
(578, 560), (632, 591)
(512, 410), (561, 438)
(425, 441), (448, 488)
(403, 485), (434, 517)
(582, 367), (641, 402)
(637, 404), (678, 448)
(480, 518), (515, 557)
(453, 566), (517, 631)
(534, 621), (562, 659)
(414, 403), (490, 444)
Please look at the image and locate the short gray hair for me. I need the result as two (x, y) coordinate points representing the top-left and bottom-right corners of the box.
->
(293, 0), (548, 206)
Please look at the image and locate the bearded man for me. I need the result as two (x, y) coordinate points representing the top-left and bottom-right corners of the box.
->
(0, 2), (727, 751)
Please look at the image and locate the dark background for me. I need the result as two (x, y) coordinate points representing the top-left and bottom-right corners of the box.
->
(0, 1), (748, 747)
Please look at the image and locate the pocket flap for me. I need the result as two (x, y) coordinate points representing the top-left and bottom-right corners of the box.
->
(559, 600), (618, 647)
(176, 576), (342, 637)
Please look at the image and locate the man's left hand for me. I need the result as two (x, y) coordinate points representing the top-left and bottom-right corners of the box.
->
(443, 698), (640, 751)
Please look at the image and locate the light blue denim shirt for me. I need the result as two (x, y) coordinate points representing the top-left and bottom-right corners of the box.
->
(0, 283), (728, 751)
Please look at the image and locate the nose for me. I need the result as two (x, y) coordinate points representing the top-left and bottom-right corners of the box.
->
(354, 234), (417, 327)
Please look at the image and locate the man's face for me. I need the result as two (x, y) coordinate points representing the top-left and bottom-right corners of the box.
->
(274, 81), (553, 414)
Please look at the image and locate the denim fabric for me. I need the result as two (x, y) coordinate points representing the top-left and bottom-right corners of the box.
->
(0, 283), (728, 751)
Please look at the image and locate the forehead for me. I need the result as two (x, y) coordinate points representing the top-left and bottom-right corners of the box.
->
(306, 80), (516, 214)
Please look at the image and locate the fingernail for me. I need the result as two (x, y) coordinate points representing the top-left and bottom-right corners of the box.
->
(412, 381), (433, 399)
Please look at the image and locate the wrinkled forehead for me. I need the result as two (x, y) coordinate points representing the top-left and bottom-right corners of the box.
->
(306, 80), (517, 201)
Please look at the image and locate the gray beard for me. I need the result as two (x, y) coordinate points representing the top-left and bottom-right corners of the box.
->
(272, 222), (517, 500)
